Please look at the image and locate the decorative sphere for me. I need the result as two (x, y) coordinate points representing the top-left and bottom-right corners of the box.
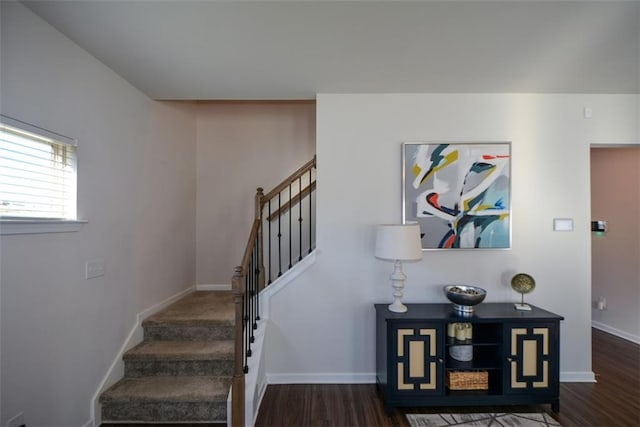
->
(511, 273), (535, 294)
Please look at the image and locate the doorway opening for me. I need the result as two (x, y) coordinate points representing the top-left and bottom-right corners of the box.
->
(589, 145), (640, 345)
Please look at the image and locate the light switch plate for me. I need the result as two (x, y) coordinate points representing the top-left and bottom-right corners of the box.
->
(86, 258), (105, 279)
(553, 218), (574, 231)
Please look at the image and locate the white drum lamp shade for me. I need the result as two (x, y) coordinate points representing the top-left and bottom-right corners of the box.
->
(375, 223), (423, 312)
(375, 224), (423, 262)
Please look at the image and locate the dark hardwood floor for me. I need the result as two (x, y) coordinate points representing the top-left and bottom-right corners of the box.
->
(255, 328), (640, 427)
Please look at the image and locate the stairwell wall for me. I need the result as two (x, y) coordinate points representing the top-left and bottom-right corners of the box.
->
(195, 102), (316, 286)
(0, 3), (197, 426)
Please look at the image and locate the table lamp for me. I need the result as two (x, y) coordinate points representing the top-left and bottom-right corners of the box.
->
(375, 223), (423, 313)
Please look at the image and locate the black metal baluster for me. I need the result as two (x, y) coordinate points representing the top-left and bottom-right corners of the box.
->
(268, 199), (272, 285)
(249, 250), (255, 344)
(298, 175), (303, 261)
(288, 182), (292, 269)
(309, 168), (313, 253)
(249, 255), (253, 342)
(277, 192), (282, 277)
(246, 275), (251, 357)
(255, 235), (260, 322)
(243, 292), (248, 373)
(253, 239), (258, 330)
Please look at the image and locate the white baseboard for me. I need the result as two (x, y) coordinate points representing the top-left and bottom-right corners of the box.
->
(592, 321), (640, 345)
(560, 371), (596, 382)
(254, 375), (268, 425)
(90, 286), (195, 425)
(246, 320), (266, 427)
(196, 283), (232, 291)
(267, 372), (376, 384)
(266, 371), (593, 384)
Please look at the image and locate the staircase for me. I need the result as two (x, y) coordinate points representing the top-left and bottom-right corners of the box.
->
(100, 156), (317, 425)
(99, 291), (235, 423)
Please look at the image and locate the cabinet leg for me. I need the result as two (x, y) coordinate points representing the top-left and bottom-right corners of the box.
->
(551, 400), (560, 413)
(385, 404), (395, 416)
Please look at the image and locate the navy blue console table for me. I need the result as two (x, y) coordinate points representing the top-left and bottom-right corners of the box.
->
(375, 303), (563, 414)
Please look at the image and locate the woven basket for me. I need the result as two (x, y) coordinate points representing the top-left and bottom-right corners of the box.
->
(446, 371), (489, 390)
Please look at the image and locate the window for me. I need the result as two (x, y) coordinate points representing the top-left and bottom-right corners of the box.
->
(0, 115), (77, 220)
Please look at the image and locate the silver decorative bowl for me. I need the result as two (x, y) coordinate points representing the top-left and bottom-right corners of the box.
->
(443, 285), (487, 315)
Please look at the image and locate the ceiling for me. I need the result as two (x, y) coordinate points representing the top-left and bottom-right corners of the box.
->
(22, 0), (640, 100)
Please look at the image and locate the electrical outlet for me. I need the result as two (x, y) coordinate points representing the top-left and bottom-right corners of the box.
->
(6, 412), (24, 427)
(594, 297), (607, 310)
(597, 297), (607, 311)
(86, 258), (105, 279)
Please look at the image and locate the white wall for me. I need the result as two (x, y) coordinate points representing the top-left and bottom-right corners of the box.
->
(0, 3), (197, 425)
(266, 93), (639, 382)
(195, 102), (316, 285)
(591, 147), (640, 343)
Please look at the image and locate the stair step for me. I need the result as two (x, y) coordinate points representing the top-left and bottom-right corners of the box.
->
(144, 291), (235, 325)
(143, 323), (235, 341)
(124, 340), (234, 377)
(100, 376), (230, 422)
(125, 340), (234, 360)
(100, 291), (237, 422)
(143, 291), (235, 341)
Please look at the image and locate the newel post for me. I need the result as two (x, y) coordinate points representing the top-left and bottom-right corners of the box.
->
(255, 187), (266, 291)
(231, 266), (245, 427)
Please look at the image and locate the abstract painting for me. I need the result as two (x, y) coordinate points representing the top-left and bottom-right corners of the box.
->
(403, 142), (511, 250)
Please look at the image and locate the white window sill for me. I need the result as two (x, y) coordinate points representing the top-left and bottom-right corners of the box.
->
(0, 219), (88, 235)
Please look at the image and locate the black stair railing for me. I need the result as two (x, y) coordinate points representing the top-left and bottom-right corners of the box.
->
(262, 156), (317, 284)
(231, 156), (316, 427)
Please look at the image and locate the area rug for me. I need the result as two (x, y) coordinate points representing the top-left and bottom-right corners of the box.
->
(406, 412), (561, 427)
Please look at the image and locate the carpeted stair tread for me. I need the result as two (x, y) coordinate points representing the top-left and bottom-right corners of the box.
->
(124, 340), (234, 361)
(143, 291), (235, 327)
(100, 376), (231, 403)
(100, 291), (236, 422)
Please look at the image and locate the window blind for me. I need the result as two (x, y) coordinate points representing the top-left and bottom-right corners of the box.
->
(0, 115), (77, 219)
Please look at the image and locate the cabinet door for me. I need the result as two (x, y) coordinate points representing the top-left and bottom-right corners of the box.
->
(391, 323), (443, 395)
(505, 323), (559, 394)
